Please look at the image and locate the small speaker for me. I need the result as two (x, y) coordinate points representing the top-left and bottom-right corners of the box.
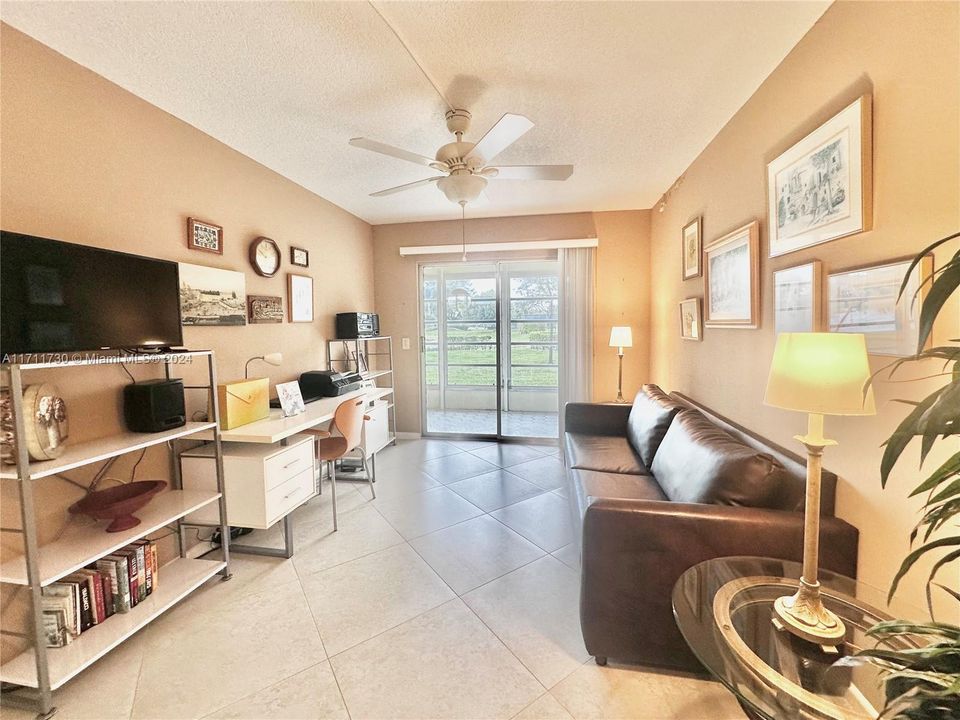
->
(123, 379), (186, 433)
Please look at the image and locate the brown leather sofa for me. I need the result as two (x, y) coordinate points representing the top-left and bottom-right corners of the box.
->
(564, 385), (859, 671)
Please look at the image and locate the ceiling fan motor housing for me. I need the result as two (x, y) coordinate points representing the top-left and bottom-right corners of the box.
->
(437, 174), (487, 204)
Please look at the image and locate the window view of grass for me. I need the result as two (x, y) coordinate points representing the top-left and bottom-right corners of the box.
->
(421, 272), (559, 388)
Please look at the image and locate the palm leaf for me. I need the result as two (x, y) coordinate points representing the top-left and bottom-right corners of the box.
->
(888, 537), (960, 602)
(897, 231), (960, 303)
(909, 452), (960, 497)
(916, 255), (960, 354)
(881, 385), (950, 486)
(867, 620), (960, 641)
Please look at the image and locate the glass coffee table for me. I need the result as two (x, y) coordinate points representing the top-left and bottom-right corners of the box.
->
(672, 556), (925, 720)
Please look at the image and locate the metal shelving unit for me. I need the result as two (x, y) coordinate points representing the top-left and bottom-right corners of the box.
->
(326, 336), (397, 446)
(0, 351), (232, 718)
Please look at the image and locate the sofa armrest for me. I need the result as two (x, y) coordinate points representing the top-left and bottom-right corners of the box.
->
(584, 498), (858, 576)
(564, 402), (631, 436)
(578, 498), (858, 668)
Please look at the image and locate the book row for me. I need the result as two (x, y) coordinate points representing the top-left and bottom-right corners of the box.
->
(40, 539), (159, 648)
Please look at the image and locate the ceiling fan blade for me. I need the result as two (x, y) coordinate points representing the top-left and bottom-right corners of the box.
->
(369, 176), (444, 197)
(466, 113), (534, 164)
(350, 137), (444, 169)
(487, 165), (574, 181)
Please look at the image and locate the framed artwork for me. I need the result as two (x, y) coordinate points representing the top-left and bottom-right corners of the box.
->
(679, 298), (702, 341)
(247, 295), (283, 324)
(187, 217), (224, 255)
(287, 273), (314, 323)
(290, 246), (310, 267)
(704, 220), (760, 329)
(276, 380), (306, 418)
(767, 95), (872, 258)
(773, 261), (822, 333)
(829, 255), (934, 357)
(178, 263), (246, 326)
(681, 217), (702, 280)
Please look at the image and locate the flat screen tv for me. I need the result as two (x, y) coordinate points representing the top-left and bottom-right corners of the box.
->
(1, 231), (183, 357)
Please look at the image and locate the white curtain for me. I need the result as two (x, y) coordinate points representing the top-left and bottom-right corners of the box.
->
(558, 247), (595, 436)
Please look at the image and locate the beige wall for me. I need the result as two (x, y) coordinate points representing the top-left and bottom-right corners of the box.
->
(648, 1), (960, 613)
(0, 24), (373, 651)
(372, 210), (650, 434)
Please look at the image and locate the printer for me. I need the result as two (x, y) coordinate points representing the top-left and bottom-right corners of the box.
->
(299, 370), (364, 400)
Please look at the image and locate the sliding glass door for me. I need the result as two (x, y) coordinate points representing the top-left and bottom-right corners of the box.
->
(419, 259), (560, 441)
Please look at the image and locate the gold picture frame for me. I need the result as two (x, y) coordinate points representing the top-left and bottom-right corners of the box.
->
(682, 216), (702, 280)
(704, 220), (760, 329)
(773, 261), (823, 333)
(679, 298), (703, 341)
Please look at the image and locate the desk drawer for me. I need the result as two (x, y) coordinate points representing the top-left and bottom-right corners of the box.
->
(264, 440), (314, 491)
(266, 466), (314, 521)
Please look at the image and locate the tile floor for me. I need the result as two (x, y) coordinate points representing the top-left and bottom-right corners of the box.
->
(3, 439), (746, 720)
(426, 410), (559, 439)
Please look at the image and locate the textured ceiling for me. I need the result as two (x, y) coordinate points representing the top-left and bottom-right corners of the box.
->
(1, 1), (829, 225)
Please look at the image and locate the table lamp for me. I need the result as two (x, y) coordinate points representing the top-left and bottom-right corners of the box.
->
(609, 326), (633, 403)
(764, 332), (875, 646)
(244, 352), (283, 379)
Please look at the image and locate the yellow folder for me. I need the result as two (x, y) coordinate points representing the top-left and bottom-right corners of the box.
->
(217, 378), (270, 430)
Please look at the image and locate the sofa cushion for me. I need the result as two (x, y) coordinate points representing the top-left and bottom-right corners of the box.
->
(565, 432), (649, 475)
(651, 409), (789, 508)
(569, 468), (667, 537)
(626, 385), (685, 467)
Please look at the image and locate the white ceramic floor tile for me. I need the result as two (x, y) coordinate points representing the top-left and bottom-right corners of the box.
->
(374, 486), (483, 539)
(492, 492), (573, 552)
(513, 693), (576, 720)
(508, 456), (567, 490)
(446, 439), (497, 451)
(361, 464), (439, 501)
(656, 673), (747, 719)
(470, 444), (548, 468)
(204, 661), (348, 720)
(549, 664), (679, 720)
(301, 543), (454, 655)
(381, 438), (463, 463)
(410, 515), (545, 595)
(330, 599), (543, 720)
(464, 555), (588, 688)
(290, 505), (405, 577)
(447, 469), (548, 512)
(551, 543), (581, 571)
(132, 580), (325, 719)
(421, 452), (501, 484)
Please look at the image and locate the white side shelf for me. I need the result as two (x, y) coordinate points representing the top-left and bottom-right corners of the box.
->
(0, 557), (226, 689)
(0, 490), (221, 585)
(364, 369), (392, 379)
(0, 422), (218, 481)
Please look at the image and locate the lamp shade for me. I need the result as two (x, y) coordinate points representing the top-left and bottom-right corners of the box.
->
(262, 352), (283, 366)
(609, 326), (633, 348)
(764, 333), (875, 416)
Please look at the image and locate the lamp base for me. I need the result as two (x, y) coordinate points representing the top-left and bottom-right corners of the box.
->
(773, 577), (846, 646)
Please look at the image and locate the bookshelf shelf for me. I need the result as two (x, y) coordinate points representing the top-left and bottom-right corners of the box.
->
(0, 422), (218, 481)
(0, 490), (221, 586)
(364, 369), (392, 379)
(0, 557), (226, 689)
(327, 337), (397, 449)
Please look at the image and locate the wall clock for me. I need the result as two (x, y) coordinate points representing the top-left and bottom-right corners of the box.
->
(249, 236), (281, 278)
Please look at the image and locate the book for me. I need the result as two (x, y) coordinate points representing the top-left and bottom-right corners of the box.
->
(133, 540), (153, 598)
(97, 555), (130, 613)
(116, 547), (139, 608)
(100, 571), (115, 619)
(62, 577), (93, 632)
(40, 592), (74, 647)
(41, 584), (79, 637)
(150, 543), (159, 591)
(74, 569), (105, 625)
(127, 543), (147, 603)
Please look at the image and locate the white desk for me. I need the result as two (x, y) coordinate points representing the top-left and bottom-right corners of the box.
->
(186, 388), (393, 558)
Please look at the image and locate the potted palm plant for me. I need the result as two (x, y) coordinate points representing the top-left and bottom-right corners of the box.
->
(847, 232), (960, 718)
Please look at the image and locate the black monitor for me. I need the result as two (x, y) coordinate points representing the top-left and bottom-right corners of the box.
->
(1, 231), (183, 357)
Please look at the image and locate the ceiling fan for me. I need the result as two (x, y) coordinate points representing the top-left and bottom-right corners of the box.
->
(349, 109), (573, 205)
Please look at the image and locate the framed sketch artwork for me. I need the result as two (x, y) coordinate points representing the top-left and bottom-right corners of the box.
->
(773, 261), (822, 333)
(287, 273), (314, 323)
(829, 255), (934, 357)
(290, 246), (309, 268)
(767, 95), (872, 257)
(704, 220), (760, 329)
(681, 217), (702, 280)
(679, 298), (703, 341)
(178, 263), (246, 326)
(187, 217), (224, 255)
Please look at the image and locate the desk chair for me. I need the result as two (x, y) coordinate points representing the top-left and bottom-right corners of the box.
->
(304, 397), (375, 530)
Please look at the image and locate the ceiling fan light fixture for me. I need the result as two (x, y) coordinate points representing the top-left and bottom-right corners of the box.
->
(437, 174), (488, 204)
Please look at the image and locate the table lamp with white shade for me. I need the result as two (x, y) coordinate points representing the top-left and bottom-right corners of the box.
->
(244, 352), (283, 379)
(764, 332), (875, 646)
(609, 326), (633, 403)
